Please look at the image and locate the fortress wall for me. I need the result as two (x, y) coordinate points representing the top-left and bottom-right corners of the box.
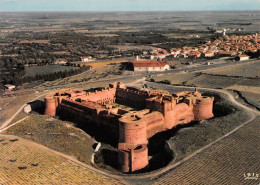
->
(163, 103), (194, 129)
(145, 112), (165, 138)
(60, 99), (119, 134)
(193, 97), (214, 121)
(116, 88), (148, 109)
(83, 88), (116, 104)
(173, 103), (194, 125)
(145, 98), (163, 113)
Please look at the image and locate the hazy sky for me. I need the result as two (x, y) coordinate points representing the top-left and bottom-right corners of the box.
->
(0, 0), (260, 11)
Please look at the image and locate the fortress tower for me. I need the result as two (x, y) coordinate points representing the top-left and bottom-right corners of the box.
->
(118, 143), (148, 173)
(44, 95), (56, 116)
(193, 97), (214, 121)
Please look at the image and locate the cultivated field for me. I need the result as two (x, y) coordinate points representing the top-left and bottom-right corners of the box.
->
(24, 65), (79, 77)
(3, 114), (96, 165)
(0, 134), (125, 185)
(203, 60), (260, 78)
(185, 73), (260, 89)
(112, 44), (157, 51)
(153, 117), (260, 185)
(19, 40), (50, 44)
(149, 73), (198, 85)
(93, 34), (119, 37)
(36, 63), (126, 90)
(72, 59), (129, 68)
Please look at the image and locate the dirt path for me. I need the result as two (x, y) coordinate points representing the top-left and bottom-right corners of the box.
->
(0, 93), (47, 130)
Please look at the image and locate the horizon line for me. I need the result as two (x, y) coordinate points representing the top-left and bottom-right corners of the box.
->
(0, 10), (260, 13)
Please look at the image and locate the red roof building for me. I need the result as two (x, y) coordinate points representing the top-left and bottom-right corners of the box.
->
(235, 54), (250, 61)
(188, 51), (201, 58)
(132, 60), (170, 72)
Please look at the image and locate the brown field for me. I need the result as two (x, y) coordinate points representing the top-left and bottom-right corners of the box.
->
(112, 44), (157, 51)
(93, 34), (119, 37)
(240, 91), (260, 102)
(72, 59), (128, 68)
(0, 96), (17, 109)
(153, 117), (260, 185)
(185, 73), (260, 89)
(3, 114), (96, 165)
(51, 51), (71, 55)
(203, 60), (260, 78)
(150, 73), (198, 85)
(0, 134), (125, 184)
(74, 29), (89, 33)
(227, 85), (260, 95)
(19, 40), (50, 44)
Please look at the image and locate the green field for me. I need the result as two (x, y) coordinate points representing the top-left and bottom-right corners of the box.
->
(24, 65), (79, 77)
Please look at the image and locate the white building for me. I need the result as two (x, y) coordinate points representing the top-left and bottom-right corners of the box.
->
(81, 56), (96, 62)
(133, 60), (170, 72)
(236, 54), (250, 61)
(4, 84), (15, 91)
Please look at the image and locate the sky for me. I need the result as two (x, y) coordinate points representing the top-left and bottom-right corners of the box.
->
(0, 0), (260, 12)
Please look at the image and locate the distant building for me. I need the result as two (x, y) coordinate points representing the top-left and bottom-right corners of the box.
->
(54, 59), (67, 65)
(235, 54), (250, 61)
(202, 51), (215, 58)
(218, 50), (237, 57)
(81, 56), (96, 63)
(188, 51), (201, 58)
(150, 49), (170, 60)
(132, 60), (170, 72)
(4, 84), (15, 91)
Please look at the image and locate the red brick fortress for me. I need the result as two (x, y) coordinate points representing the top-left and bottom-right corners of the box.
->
(44, 82), (214, 173)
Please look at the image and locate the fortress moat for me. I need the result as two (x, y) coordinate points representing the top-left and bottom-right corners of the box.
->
(44, 82), (214, 173)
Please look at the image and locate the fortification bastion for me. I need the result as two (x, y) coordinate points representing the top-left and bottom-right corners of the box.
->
(44, 82), (214, 173)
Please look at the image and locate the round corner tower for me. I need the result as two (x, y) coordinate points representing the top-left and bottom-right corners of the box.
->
(118, 114), (148, 145)
(44, 95), (56, 116)
(193, 96), (214, 121)
(118, 144), (148, 173)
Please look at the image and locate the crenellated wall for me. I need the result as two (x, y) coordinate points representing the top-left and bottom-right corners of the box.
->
(44, 82), (214, 173)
